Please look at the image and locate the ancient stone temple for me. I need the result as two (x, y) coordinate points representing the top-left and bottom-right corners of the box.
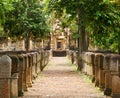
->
(50, 19), (70, 56)
(50, 20), (69, 50)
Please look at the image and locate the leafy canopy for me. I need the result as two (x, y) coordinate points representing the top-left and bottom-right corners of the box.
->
(3, 0), (50, 39)
(48, 0), (120, 53)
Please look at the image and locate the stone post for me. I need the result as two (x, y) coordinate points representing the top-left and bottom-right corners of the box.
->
(103, 54), (112, 96)
(90, 53), (95, 82)
(0, 55), (12, 98)
(98, 54), (105, 90)
(110, 55), (120, 98)
(10, 73), (18, 98)
(36, 52), (41, 74)
(9, 55), (19, 98)
(40, 51), (44, 71)
(17, 55), (25, 96)
(94, 53), (100, 87)
(32, 52), (37, 80)
(27, 54), (32, 87)
(22, 54), (28, 91)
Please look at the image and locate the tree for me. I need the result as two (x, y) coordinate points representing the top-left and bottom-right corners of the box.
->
(0, 0), (15, 24)
(84, 0), (120, 53)
(3, 0), (50, 51)
(47, 0), (120, 70)
(47, 0), (92, 70)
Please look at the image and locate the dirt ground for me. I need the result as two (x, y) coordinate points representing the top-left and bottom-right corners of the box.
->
(20, 57), (111, 98)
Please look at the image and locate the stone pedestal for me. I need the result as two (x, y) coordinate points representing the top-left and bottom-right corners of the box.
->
(27, 54), (32, 87)
(18, 55), (25, 96)
(111, 75), (120, 98)
(32, 53), (37, 80)
(103, 54), (112, 96)
(10, 73), (18, 98)
(36, 52), (41, 74)
(0, 55), (12, 98)
(22, 54), (28, 91)
(104, 71), (112, 96)
(99, 69), (105, 90)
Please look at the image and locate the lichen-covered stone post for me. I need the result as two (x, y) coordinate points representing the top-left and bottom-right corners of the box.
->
(0, 55), (12, 98)
(110, 55), (120, 98)
(36, 52), (41, 74)
(98, 54), (105, 90)
(40, 51), (44, 71)
(10, 73), (18, 98)
(22, 54), (28, 91)
(34, 52), (38, 77)
(27, 53), (32, 87)
(32, 52), (37, 80)
(45, 51), (49, 66)
(9, 55), (19, 98)
(90, 53), (95, 82)
(103, 54), (112, 96)
(94, 53), (100, 87)
(18, 55), (25, 96)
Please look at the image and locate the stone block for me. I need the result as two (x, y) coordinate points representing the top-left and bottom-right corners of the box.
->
(17, 55), (25, 96)
(10, 73), (18, 98)
(36, 52), (41, 74)
(94, 53), (101, 87)
(27, 53), (33, 87)
(32, 52), (37, 79)
(104, 71), (112, 96)
(111, 75), (120, 98)
(9, 55), (19, 75)
(21, 54), (28, 91)
(110, 55), (120, 72)
(0, 55), (12, 98)
(103, 54), (111, 70)
(40, 51), (44, 71)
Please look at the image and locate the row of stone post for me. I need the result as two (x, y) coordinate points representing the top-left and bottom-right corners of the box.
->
(68, 50), (78, 65)
(0, 50), (50, 98)
(68, 50), (120, 98)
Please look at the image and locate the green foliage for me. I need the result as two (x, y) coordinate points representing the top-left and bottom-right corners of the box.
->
(48, 0), (120, 53)
(85, 0), (120, 52)
(3, 0), (50, 39)
(0, 0), (14, 24)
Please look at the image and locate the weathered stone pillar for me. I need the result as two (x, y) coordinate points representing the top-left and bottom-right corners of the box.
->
(32, 52), (37, 80)
(103, 54), (112, 96)
(71, 51), (74, 64)
(27, 53), (32, 87)
(45, 51), (49, 66)
(0, 55), (12, 98)
(40, 51), (44, 71)
(36, 52), (41, 74)
(110, 55), (120, 98)
(86, 52), (93, 77)
(17, 55), (25, 96)
(10, 73), (18, 98)
(81, 52), (86, 73)
(90, 53), (95, 82)
(94, 53), (100, 87)
(22, 54), (28, 91)
(73, 51), (77, 65)
(97, 54), (105, 90)
(9, 55), (19, 98)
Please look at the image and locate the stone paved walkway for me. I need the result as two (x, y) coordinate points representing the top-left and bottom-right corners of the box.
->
(20, 57), (110, 98)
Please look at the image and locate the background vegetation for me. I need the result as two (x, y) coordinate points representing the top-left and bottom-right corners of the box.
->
(0, 0), (120, 53)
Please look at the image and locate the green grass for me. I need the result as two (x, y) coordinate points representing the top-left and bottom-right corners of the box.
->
(78, 72), (105, 95)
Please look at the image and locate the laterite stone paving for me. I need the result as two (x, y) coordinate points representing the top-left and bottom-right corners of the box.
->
(20, 57), (110, 98)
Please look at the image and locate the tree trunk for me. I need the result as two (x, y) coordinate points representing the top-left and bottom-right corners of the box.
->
(77, 7), (89, 71)
(25, 33), (30, 52)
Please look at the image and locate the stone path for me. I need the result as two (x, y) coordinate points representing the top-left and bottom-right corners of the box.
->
(20, 57), (110, 98)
